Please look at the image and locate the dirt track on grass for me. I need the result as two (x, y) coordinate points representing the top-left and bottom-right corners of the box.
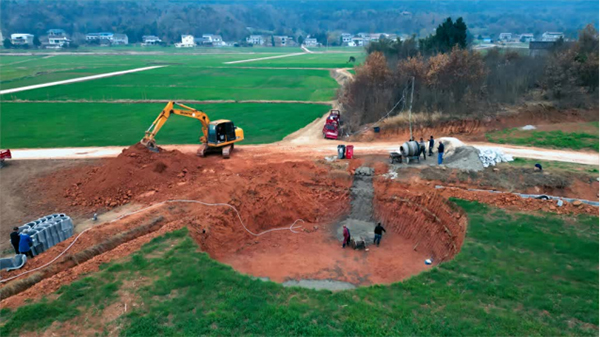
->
(0, 66), (165, 95)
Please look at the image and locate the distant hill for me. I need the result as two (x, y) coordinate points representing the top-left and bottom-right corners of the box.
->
(1, 0), (598, 43)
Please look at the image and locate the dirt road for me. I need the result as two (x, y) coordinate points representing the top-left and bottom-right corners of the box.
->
(0, 66), (166, 95)
(223, 52), (307, 64)
(8, 141), (598, 165)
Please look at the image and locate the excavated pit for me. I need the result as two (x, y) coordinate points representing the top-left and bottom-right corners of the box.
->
(2, 146), (468, 305)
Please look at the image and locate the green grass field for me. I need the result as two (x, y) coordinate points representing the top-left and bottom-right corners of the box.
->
(504, 158), (599, 177)
(0, 102), (329, 147)
(1, 67), (338, 102)
(243, 52), (364, 68)
(1, 51), (365, 148)
(486, 123), (599, 151)
(1, 200), (597, 336)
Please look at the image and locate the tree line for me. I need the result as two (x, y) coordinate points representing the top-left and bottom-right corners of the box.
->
(340, 21), (599, 129)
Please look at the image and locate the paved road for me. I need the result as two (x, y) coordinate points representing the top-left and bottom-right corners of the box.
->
(0, 66), (166, 95)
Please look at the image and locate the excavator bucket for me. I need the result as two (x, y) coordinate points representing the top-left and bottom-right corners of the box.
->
(142, 139), (160, 153)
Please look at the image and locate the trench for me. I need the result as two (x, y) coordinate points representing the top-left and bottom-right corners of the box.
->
(336, 166), (377, 243)
(0, 216), (165, 300)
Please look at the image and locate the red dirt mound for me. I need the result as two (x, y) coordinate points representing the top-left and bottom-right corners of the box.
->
(37, 143), (216, 211)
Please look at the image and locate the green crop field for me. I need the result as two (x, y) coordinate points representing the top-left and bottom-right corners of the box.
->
(0, 53), (289, 90)
(1, 51), (364, 148)
(1, 200), (597, 336)
(0, 102), (330, 147)
(245, 52), (364, 68)
(1, 67), (338, 102)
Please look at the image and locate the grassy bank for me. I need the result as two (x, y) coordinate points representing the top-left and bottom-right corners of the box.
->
(1, 200), (597, 336)
(486, 123), (599, 151)
(0, 102), (330, 148)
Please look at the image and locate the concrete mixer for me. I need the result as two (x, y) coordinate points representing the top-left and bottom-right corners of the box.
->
(399, 141), (422, 163)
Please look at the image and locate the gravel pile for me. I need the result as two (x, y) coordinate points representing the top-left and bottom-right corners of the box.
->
(443, 146), (484, 172)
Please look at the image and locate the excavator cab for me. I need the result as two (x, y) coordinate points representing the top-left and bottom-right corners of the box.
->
(208, 120), (238, 145)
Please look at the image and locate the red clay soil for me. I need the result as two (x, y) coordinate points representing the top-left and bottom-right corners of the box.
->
(355, 106), (598, 143)
(435, 186), (598, 216)
(373, 179), (468, 262)
(2, 146), (474, 305)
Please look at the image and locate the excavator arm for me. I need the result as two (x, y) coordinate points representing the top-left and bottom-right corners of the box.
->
(141, 101), (210, 151)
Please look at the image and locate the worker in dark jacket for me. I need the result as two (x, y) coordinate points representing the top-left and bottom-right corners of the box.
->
(10, 227), (20, 254)
(342, 225), (351, 248)
(419, 138), (427, 160)
(437, 141), (445, 165)
(374, 223), (386, 246)
(428, 136), (435, 156)
(19, 233), (34, 258)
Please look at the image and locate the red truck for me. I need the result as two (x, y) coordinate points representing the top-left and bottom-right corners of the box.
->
(322, 110), (341, 140)
(0, 149), (11, 168)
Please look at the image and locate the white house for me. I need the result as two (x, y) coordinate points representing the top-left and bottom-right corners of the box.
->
(142, 35), (162, 45)
(499, 33), (513, 41)
(246, 35), (264, 46)
(341, 33), (353, 44)
(520, 34), (534, 42)
(112, 34), (128, 45)
(351, 37), (365, 47)
(11, 33), (34, 46)
(541, 32), (564, 42)
(304, 37), (318, 47)
(273, 35), (290, 46)
(86, 32), (114, 41)
(347, 41), (357, 47)
(202, 34), (224, 46)
(175, 35), (195, 48)
(46, 29), (70, 48)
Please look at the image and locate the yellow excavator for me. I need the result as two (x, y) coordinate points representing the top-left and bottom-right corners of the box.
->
(140, 101), (244, 158)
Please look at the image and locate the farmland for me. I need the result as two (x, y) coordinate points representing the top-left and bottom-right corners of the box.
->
(1, 201), (597, 336)
(0, 50), (359, 148)
(0, 102), (330, 148)
(1, 67), (338, 102)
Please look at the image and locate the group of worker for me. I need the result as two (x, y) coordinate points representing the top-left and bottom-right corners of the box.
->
(410, 135), (445, 165)
(342, 223), (387, 248)
(10, 227), (34, 258)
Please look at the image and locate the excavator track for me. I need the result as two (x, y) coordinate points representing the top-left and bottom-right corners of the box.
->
(196, 144), (208, 157)
(222, 145), (233, 159)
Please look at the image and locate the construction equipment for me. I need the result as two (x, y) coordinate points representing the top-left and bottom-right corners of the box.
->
(0, 149), (11, 168)
(141, 101), (244, 158)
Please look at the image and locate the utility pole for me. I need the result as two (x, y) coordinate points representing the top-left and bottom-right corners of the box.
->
(408, 76), (415, 140)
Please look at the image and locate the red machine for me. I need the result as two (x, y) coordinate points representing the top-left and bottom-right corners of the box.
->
(322, 121), (339, 139)
(322, 110), (341, 140)
(0, 149), (12, 167)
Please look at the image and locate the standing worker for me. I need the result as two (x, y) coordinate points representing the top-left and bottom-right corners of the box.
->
(374, 223), (386, 247)
(342, 225), (351, 248)
(19, 232), (34, 259)
(10, 227), (20, 254)
(437, 141), (445, 165)
(428, 136), (435, 157)
(419, 138), (427, 160)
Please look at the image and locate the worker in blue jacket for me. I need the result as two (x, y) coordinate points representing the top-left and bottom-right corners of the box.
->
(19, 233), (34, 258)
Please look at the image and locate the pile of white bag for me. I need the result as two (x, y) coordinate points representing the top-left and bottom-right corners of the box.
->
(478, 147), (514, 167)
